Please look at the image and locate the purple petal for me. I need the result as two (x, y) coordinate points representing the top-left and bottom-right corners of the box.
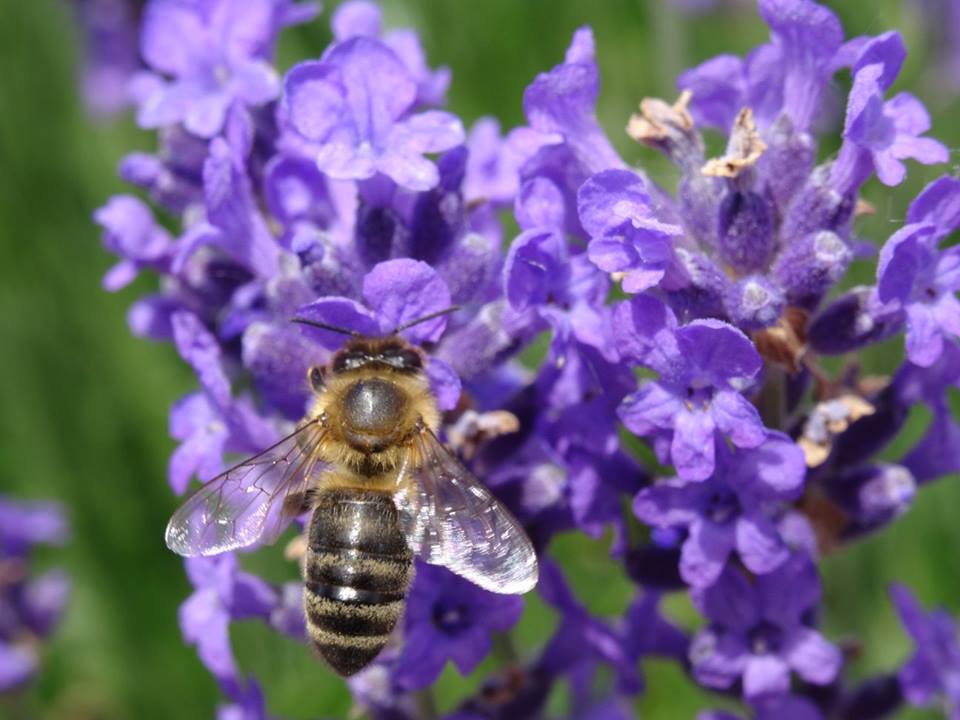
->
(756, 555), (821, 627)
(577, 169), (680, 239)
(282, 61), (347, 142)
(672, 409), (717, 481)
(426, 357), (462, 411)
(681, 520), (735, 587)
(294, 297), (380, 349)
(675, 319), (763, 387)
(331, 0), (382, 40)
(693, 566), (757, 630)
(785, 627), (842, 685)
(172, 311), (231, 408)
(515, 177), (566, 231)
(678, 55), (745, 131)
(618, 383), (685, 437)
(140, 1), (206, 77)
(736, 514), (789, 575)
(633, 481), (704, 527)
(742, 654), (791, 698)
(907, 176), (960, 236)
(362, 259), (452, 343)
(733, 432), (807, 499)
(711, 391), (766, 448)
(0, 643), (37, 691)
(905, 303), (944, 367)
(611, 295), (679, 371)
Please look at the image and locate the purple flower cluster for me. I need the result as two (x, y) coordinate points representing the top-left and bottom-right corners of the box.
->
(91, 0), (960, 717)
(0, 497), (70, 691)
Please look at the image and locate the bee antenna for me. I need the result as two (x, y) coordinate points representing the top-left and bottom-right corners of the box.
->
(290, 317), (361, 337)
(391, 305), (461, 335)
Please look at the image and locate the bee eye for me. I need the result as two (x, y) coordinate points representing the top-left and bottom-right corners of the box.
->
(309, 366), (325, 392)
(397, 349), (422, 369)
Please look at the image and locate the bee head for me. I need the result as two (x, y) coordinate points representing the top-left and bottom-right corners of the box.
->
(330, 338), (423, 375)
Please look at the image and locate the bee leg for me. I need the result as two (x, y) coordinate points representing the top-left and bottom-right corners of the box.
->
(283, 489), (318, 517)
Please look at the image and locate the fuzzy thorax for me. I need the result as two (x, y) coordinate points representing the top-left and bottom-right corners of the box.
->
(308, 365), (440, 478)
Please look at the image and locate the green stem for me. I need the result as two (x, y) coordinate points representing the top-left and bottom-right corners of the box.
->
(652, 0), (687, 97)
(413, 688), (437, 720)
(758, 362), (788, 431)
(492, 631), (520, 666)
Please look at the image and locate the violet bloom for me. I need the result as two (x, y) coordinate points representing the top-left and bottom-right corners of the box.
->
(330, 0), (451, 107)
(282, 37), (464, 191)
(295, 257), (462, 410)
(891, 584), (960, 719)
(180, 555), (279, 694)
(634, 432), (805, 587)
(134, 0), (317, 137)
(578, 169), (683, 293)
(833, 60), (948, 190)
(391, 562), (523, 691)
(690, 556), (841, 698)
(168, 310), (276, 494)
(94, 194), (174, 290)
(876, 223), (960, 367)
(699, 693), (823, 720)
(0, 498), (70, 691)
(74, 0), (141, 117)
(615, 296), (766, 481)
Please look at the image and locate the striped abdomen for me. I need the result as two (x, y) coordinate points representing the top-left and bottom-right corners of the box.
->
(303, 487), (413, 676)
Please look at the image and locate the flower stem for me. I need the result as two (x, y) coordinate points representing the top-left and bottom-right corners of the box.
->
(413, 688), (437, 720)
(493, 631), (520, 666)
(758, 362), (788, 430)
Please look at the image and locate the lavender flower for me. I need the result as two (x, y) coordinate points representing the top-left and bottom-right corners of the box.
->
(690, 556), (841, 698)
(281, 37), (463, 191)
(134, 0), (317, 137)
(891, 584), (960, 719)
(0, 497), (70, 691)
(634, 431), (805, 586)
(389, 563), (523, 691)
(615, 296), (766, 481)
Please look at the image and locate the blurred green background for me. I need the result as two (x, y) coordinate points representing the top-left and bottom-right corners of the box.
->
(0, 0), (958, 718)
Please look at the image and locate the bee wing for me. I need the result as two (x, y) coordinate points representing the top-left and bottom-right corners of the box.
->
(395, 428), (538, 595)
(165, 419), (326, 557)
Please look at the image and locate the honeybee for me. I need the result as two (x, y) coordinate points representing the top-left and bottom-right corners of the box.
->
(165, 310), (539, 676)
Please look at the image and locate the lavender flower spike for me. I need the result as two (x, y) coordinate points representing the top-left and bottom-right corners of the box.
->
(891, 584), (960, 719)
(0, 497), (70, 691)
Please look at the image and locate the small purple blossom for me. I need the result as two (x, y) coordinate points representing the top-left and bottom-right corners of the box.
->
(282, 37), (463, 191)
(0, 498), (70, 691)
(134, 0), (317, 137)
(690, 556), (841, 698)
(876, 223), (960, 367)
(634, 432), (805, 586)
(891, 584), (960, 719)
(616, 297), (766, 480)
(390, 563), (523, 691)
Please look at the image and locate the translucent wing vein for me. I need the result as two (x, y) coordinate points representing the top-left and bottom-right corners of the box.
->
(397, 428), (538, 594)
(165, 419), (326, 557)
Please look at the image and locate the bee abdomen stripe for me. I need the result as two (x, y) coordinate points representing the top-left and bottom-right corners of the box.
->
(305, 592), (404, 637)
(309, 626), (392, 650)
(304, 580), (403, 605)
(306, 550), (412, 594)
